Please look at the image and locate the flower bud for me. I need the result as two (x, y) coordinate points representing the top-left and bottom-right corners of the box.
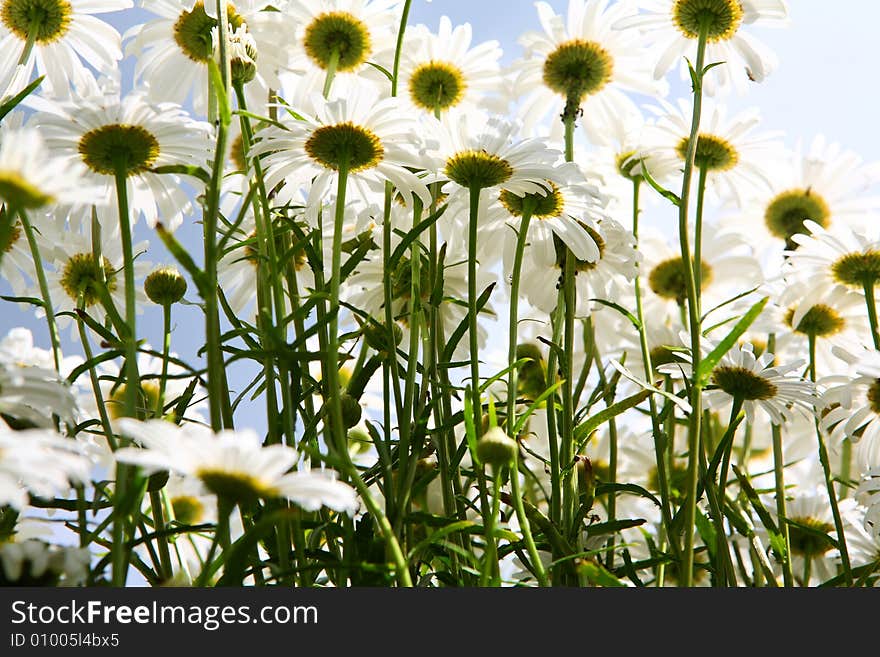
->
(340, 393), (362, 429)
(213, 26), (258, 86)
(476, 427), (517, 469)
(145, 267), (187, 306)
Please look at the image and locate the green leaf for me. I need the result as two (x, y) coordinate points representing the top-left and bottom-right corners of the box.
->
(696, 296), (769, 386)
(407, 520), (477, 560)
(640, 157), (681, 206)
(608, 359), (691, 414)
(574, 389), (652, 453)
(584, 518), (646, 537)
(463, 392), (480, 468)
(577, 560), (627, 587)
(589, 298), (641, 330)
(366, 61), (394, 82)
(0, 76), (44, 122)
(511, 380), (563, 436)
(388, 204), (447, 269)
(441, 283), (495, 364)
(150, 164), (210, 184)
(155, 224), (208, 298)
(595, 483), (661, 508)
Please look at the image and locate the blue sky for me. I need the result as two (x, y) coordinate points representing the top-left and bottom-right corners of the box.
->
(2, 0), (876, 433)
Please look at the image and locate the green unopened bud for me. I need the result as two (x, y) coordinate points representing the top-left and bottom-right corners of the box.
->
(476, 427), (517, 469)
(362, 318), (403, 354)
(347, 425), (371, 455)
(144, 267), (187, 305)
(340, 393), (362, 429)
(214, 26), (258, 86)
(516, 343), (547, 401)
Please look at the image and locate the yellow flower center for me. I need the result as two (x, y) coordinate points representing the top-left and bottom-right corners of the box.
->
(78, 124), (160, 177)
(764, 188), (831, 248)
(672, 0), (744, 42)
(173, 1), (245, 63)
(408, 61), (466, 111)
(676, 133), (739, 172)
(445, 150), (513, 189)
(303, 11), (372, 72)
(0, 172), (53, 209)
(304, 122), (384, 173)
(60, 253), (116, 307)
(1, 0), (72, 44)
(542, 39), (614, 102)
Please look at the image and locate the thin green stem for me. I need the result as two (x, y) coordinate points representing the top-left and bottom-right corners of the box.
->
(481, 468), (503, 586)
(18, 209), (60, 371)
(506, 205), (534, 436)
(808, 333), (852, 586)
(863, 280), (880, 350)
(322, 48), (340, 99)
(324, 161), (350, 454)
(678, 24), (709, 588)
(391, 0), (413, 97)
(771, 422), (794, 587)
(156, 303), (172, 417)
(511, 450), (549, 586)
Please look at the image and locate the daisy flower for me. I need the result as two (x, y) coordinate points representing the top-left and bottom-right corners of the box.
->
(767, 488), (840, 585)
(0, 0), (130, 98)
(821, 346), (880, 451)
(616, 0), (790, 95)
(0, 124), (93, 211)
(284, 0), (402, 91)
(858, 469), (880, 540)
(785, 221), (880, 300)
(0, 425), (91, 511)
(398, 16), (503, 116)
(30, 88), (211, 230)
(431, 110), (561, 205)
(739, 135), (880, 252)
(125, 1), (291, 113)
(639, 224), (762, 320)
(705, 342), (816, 424)
(253, 85), (430, 226)
(644, 98), (783, 207)
(43, 210), (150, 334)
(517, 217), (640, 314)
(115, 419), (359, 513)
(514, 0), (666, 145)
(0, 359), (77, 428)
(0, 539), (90, 586)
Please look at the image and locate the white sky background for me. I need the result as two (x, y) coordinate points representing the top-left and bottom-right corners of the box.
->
(1, 0), (877, 434)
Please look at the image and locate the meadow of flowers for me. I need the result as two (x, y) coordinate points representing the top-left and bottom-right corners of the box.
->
(0, 0), (878, 588)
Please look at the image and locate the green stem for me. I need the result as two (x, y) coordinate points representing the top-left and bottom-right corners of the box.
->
(807, 333), (852, 586)
(630, 180), (678, 557)
(156, 302), (172, 417)
(511, 449), (549, 586)
(678, 24), (709, 588)
(322, 48), (340, 99)
(390, 0), (413, 97)
(16, 20), (39, 67)
(863, 280), (880, 350)
(324, 161), (350, 455)
(18, 209), (60, 372)
(481, 468), (503, 586)
(506, 205), (534, 436)
(771, 422), (794, 587)
(467, 185), (483, 437)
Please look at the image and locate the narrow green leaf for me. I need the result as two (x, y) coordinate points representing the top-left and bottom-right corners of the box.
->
(0, 76), (44, 122)
(696, 296), (769, 386)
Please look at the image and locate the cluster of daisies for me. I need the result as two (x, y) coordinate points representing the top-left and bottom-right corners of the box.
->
(0, 0), (879, 587)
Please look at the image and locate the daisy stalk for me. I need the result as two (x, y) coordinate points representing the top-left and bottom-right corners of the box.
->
(677, 21), (710, 589)
(630, 177), (678, 560)
(767, 334), (794, 587)
(17, 209), (60, 372)
(807, 333), (853, 585)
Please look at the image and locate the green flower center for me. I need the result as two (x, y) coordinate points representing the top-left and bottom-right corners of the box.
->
(831, 251), (880, 288)
(303, 11), (372, 72)
(107, 381), (160, 420)
(0, 219), (21, 253)
(553, 224), (606, 272)
(649, 345), (677, 370)
(173, 1), (245, 63)
(60, 253), (116, 307)
(649, 257), (713, 305)
(409, 61), (466, 111)
(867, 379), (880, 415)
(672, 0), (744, 42)
(764, 188), (831, 248)
(171, 495), (205, 525)
(499, 183), (564, 219)
(676, 134), (739, 172)
(711, 365), (778, 401)
(785, 304), (844, 338)
(788, 516), (835, 558)
(304, 122), (384, 173)
(1, 0), (72, 44)
(0, 172), (53, 209)
(445, 149), (513, 189)
(542, 39), (614, 102)
(78, 124), (160, 177)
(198, 469), (271, 506)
